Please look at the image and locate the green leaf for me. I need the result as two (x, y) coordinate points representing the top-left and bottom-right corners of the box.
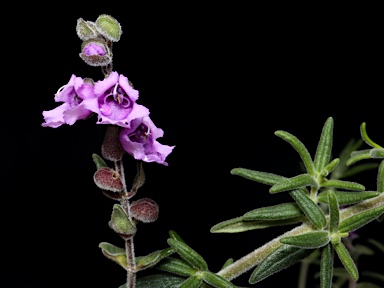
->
(370, 148), (384, 158)
(274, 130), (315, 176)
(333, 241), (359, 281)
(320, 158), (340, 177)
(167, 239), (208, 270)
(314, 117), (334, 173)
(317, 190), (380, 205)
(320, 243), (334, 288)
(99, 242), (126, 270)
(249, 244), (314, 284)
(230, 168), (284, 185)
(92, 153), (108, 169)
(201, 271), (237, 288)
(109, 204), (136, 237)
(290, 189), (327, 229)
(243, 202), (303, 220)
(155, 257), (197, 277)
(338, 205), (384, 233)
(328, 190), (339, 233)
(136, 247), (175, 270)
(210, 216), (303, 233)
(179, 275), (203, 288)
(346, 150), (372, 166)
(269, 174), (318, 193)
(169, 230), (186, 243)
(378, 161), (384, 193)
(360, 122), (382, 149)
(136, 274), (188, 288)
(320, 179), (365, 191)
(280, 231), (330, 249)
(220, 258), (233, 270)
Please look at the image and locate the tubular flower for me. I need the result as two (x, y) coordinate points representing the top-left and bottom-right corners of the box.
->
(119, 116), (175, 166)
(42, 75), (96, 128)
(86, 71), (149, 127)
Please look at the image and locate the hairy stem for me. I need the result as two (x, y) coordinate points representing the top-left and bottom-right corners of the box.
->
(217, 192), (384, 281)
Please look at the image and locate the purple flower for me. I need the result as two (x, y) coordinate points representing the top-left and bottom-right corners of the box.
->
(119, 116), (175, 165)
(86, 71), (149, 127)
(83, 43), (106, 56)
(42, 75), (96, 128)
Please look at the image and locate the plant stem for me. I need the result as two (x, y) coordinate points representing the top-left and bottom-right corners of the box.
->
(217, 192), (384, 281)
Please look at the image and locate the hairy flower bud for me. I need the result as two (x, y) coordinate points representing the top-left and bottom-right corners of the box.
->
(130, 198), (159, 223)
(102, 125), (124, 161)
(79, 38), (112, 67)
(76, 18), (98, 41)
(95, 14), (122, 42)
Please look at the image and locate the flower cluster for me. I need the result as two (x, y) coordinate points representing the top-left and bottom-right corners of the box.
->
(42, 72), (174, 165)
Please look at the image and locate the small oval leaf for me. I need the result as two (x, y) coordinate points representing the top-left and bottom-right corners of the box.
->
(201, 271), (237, 288)
(338, 205), (384, 233)
(317, 190), (380, 205)
(320, 179), (365, 191)
(92, 153), (108, 169)
(167, 238), (208, 270)
(243, 202), (303, 220)
(155, 257), (197, 277)
(270, 174), (318, 193)
(230, 168), (285, 186)
(136, 247), (175, 271)
(280, 231), (330, 249)
(109, 204), (136, 237)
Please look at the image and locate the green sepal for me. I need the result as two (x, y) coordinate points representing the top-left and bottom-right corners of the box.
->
(338, 205), (384, 233)
(280, 231), (330, 249)
(274, 130), (315, 176)
(210, 216), (303, 233)
(201, 271), (237, 288)
(169, 230), (186, 243)
(346, 150), (372, 166)
(370, 148), (384, 158)
(314, 117), (334, 173)
(243, 202), (303, 220)
(270, 174), (317, 193)
(320, 158), (340, 177)
(155, 257), (198, 277)
(109, 204), (137, 237)
(249, 244), (314, 284)
(320, 179), (365, 191)
(98, 242), (126, 270)
(167, 238), (208, 270)
(290, 189), (327, 229)
(333, 242), (359, 281)
(320, 243), (334, 288)
(136, 247), (175, 271)
(95, 14), (122, 42)
(179, 275), (203, 288)
(230, 168), (284, 185)
(378, 161), (384, 193)
(328, 190), (339, 233)
(92, 153), (108, 169)
(135, 274), (191, 288)
(221, 258), (233, 270)
(317, 190), (380, 205)
(360, 122), (382, 149)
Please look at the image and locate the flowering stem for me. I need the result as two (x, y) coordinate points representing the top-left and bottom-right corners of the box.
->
(217, 192), (384, 281)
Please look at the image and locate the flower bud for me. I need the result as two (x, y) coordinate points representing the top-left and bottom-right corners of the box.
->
(102, 125), (124, 161)
(95, 14), (122, 42)
(76, 18), (98, 41)
(130, 198), (159, 223)
(79, 38), (112, 67)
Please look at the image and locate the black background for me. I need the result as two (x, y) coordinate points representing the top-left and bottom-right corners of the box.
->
(3, 3), (383, 288)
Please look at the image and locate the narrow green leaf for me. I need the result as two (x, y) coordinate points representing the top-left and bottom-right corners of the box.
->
(179, 275), (203, 288)
(136, 274), (187, 288)
(333, 242), (358, 281)
(155, 257), (197, 277)
(230, 168), (285, 185)
(328, 190), (339, 233)
(290, 189), (327, 229)
(314, 117), (334, 173)
(220, 258), (233, 270)
(243, 202), (303, 220)
(320, 179), (365, 191)
(109, 204), (136, 236)
(320, 243), (334, 288)
(99, 242), (126, 270)
(317, 190), (380, 205)
(378, 161), (384, 193)
(346, 151), (372, 166)
(274, 130), (315, 176)
(167, 238), (208, 270)
(320, 158), (340, 177)
(169, 230), (186, 243)
(92, 153), (108, 169)
(210, 216), (303, 233)
(136, 247), (175, 270)
(338, 205), (384, 233)
(370, 148), (384, 158)
(201, 271), (237, 288)
(270, 174), (318, 193)
(360, 122), (382, 149)
(280, 231), (330, 248)
(249, 244), (314, 284)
